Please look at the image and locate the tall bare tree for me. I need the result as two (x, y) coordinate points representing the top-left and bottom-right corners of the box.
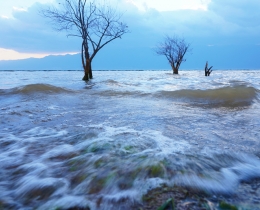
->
(42, 0), (129, 80)
(156, 35), (191, 74)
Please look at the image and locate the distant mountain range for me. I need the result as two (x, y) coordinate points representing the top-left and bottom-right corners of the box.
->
(0, 54), (82, 70)
(0, 49), (170, 71)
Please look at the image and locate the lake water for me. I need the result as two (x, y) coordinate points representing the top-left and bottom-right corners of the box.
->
(0, 70), (260, 209)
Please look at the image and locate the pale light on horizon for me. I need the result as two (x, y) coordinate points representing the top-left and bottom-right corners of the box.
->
(0, 48), (79, 61)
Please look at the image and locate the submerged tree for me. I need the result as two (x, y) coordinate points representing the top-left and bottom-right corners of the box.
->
(156, 35), (191, 74)
(42, 0), (129, 80)
(204, 61), (213, 76)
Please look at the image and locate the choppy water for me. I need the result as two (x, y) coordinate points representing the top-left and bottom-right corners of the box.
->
(0, 70), (260, 209)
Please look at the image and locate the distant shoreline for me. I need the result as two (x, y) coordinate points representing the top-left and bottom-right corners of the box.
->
(0, 69), (259, 71)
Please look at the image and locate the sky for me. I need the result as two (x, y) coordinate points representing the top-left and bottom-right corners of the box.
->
(0, 0), (260, 69)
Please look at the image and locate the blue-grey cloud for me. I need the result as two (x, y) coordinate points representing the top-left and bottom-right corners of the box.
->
(0, 2), (80, 53)
(209, 0), (260, 27)
(0, 0), (260, 69)
(1, 0), (260, 53)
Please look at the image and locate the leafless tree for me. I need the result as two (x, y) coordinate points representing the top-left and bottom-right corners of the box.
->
(204, 61), (213, 76)
(41, 0), (129, 80)
(156, 35), (191, 74)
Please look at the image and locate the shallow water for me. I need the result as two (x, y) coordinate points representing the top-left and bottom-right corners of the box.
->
(0, 70), (260, 209)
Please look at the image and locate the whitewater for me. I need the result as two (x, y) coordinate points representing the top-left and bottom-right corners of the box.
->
(0, 70), (260, 209)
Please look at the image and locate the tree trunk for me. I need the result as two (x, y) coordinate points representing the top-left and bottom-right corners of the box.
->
(89, 61), (93, 79)
(171, 66), (178, 74)
(205, 61), (208, 76)
(82, 68), (89, 80)
(170, 63), (178, 74)
(82, 59), (92, 81)
(82, 40), (93, 81)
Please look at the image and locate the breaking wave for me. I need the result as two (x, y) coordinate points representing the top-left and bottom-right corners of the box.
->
(96, 90), (149, 97)
(157, 85), (258, 107)
(0, 84), (73, 95)
(173, 153), (260, 194)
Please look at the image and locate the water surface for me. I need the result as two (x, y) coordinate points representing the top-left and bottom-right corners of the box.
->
(0, 70), (260, 209)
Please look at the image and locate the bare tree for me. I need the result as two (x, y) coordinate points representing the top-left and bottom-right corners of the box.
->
(41, 0), (129, 80)
(156, 35), (191, 74)
(204, 61), (213, 76)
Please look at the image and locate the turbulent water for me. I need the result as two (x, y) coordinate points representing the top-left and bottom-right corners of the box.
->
(0, 70), (260, 209)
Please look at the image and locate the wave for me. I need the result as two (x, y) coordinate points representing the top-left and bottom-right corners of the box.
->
(105, 79), (122, 86)
(96, 90), (149, 97)
(0, 84), (73, 95)
(157, 85), (258, 107)
(174, 153), (260, 195)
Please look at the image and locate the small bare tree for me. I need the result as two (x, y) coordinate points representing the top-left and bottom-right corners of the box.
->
(204, 61), (213, 76)
(156, 35), (191, 74)
(42, 0), (129, 80)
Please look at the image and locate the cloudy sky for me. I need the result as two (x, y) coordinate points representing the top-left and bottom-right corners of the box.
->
(0, 0), (260, 69)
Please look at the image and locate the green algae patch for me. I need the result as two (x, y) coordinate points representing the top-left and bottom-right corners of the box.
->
(67, 157), (86, 172)
(71, 172), (88, 186)
(88, 172), (116, 194)
(137, 184), (249, 210)
(124, 145), (134, 151)
(157, 198), (175, 210)
(139, 185), (213, 210)
(54, 206), (90, 210)
(146, 163), (165, 178)
(94, 158), (106, 168)
(139, 155), (148, 159)
(219, 201), (238, 210)
(83, 142), (112, 154)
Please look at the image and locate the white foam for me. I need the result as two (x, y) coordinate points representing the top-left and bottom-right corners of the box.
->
(16, 176), (69, 198)
(39, 195), (94, 210)
(142, 130), (190, 154)
(173, 154), (260, 194)
(174, 171), (238, 194)
(41, 144), (77, 160)
(227, 154), (260, 180)
(85, 125), (190, 155)
(47, 105), (60, 110)
(17, 162), (48, 176)
(0, 147), (26, 168)
(22, 127), (67, 141)
(1, 70), (260, 209)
